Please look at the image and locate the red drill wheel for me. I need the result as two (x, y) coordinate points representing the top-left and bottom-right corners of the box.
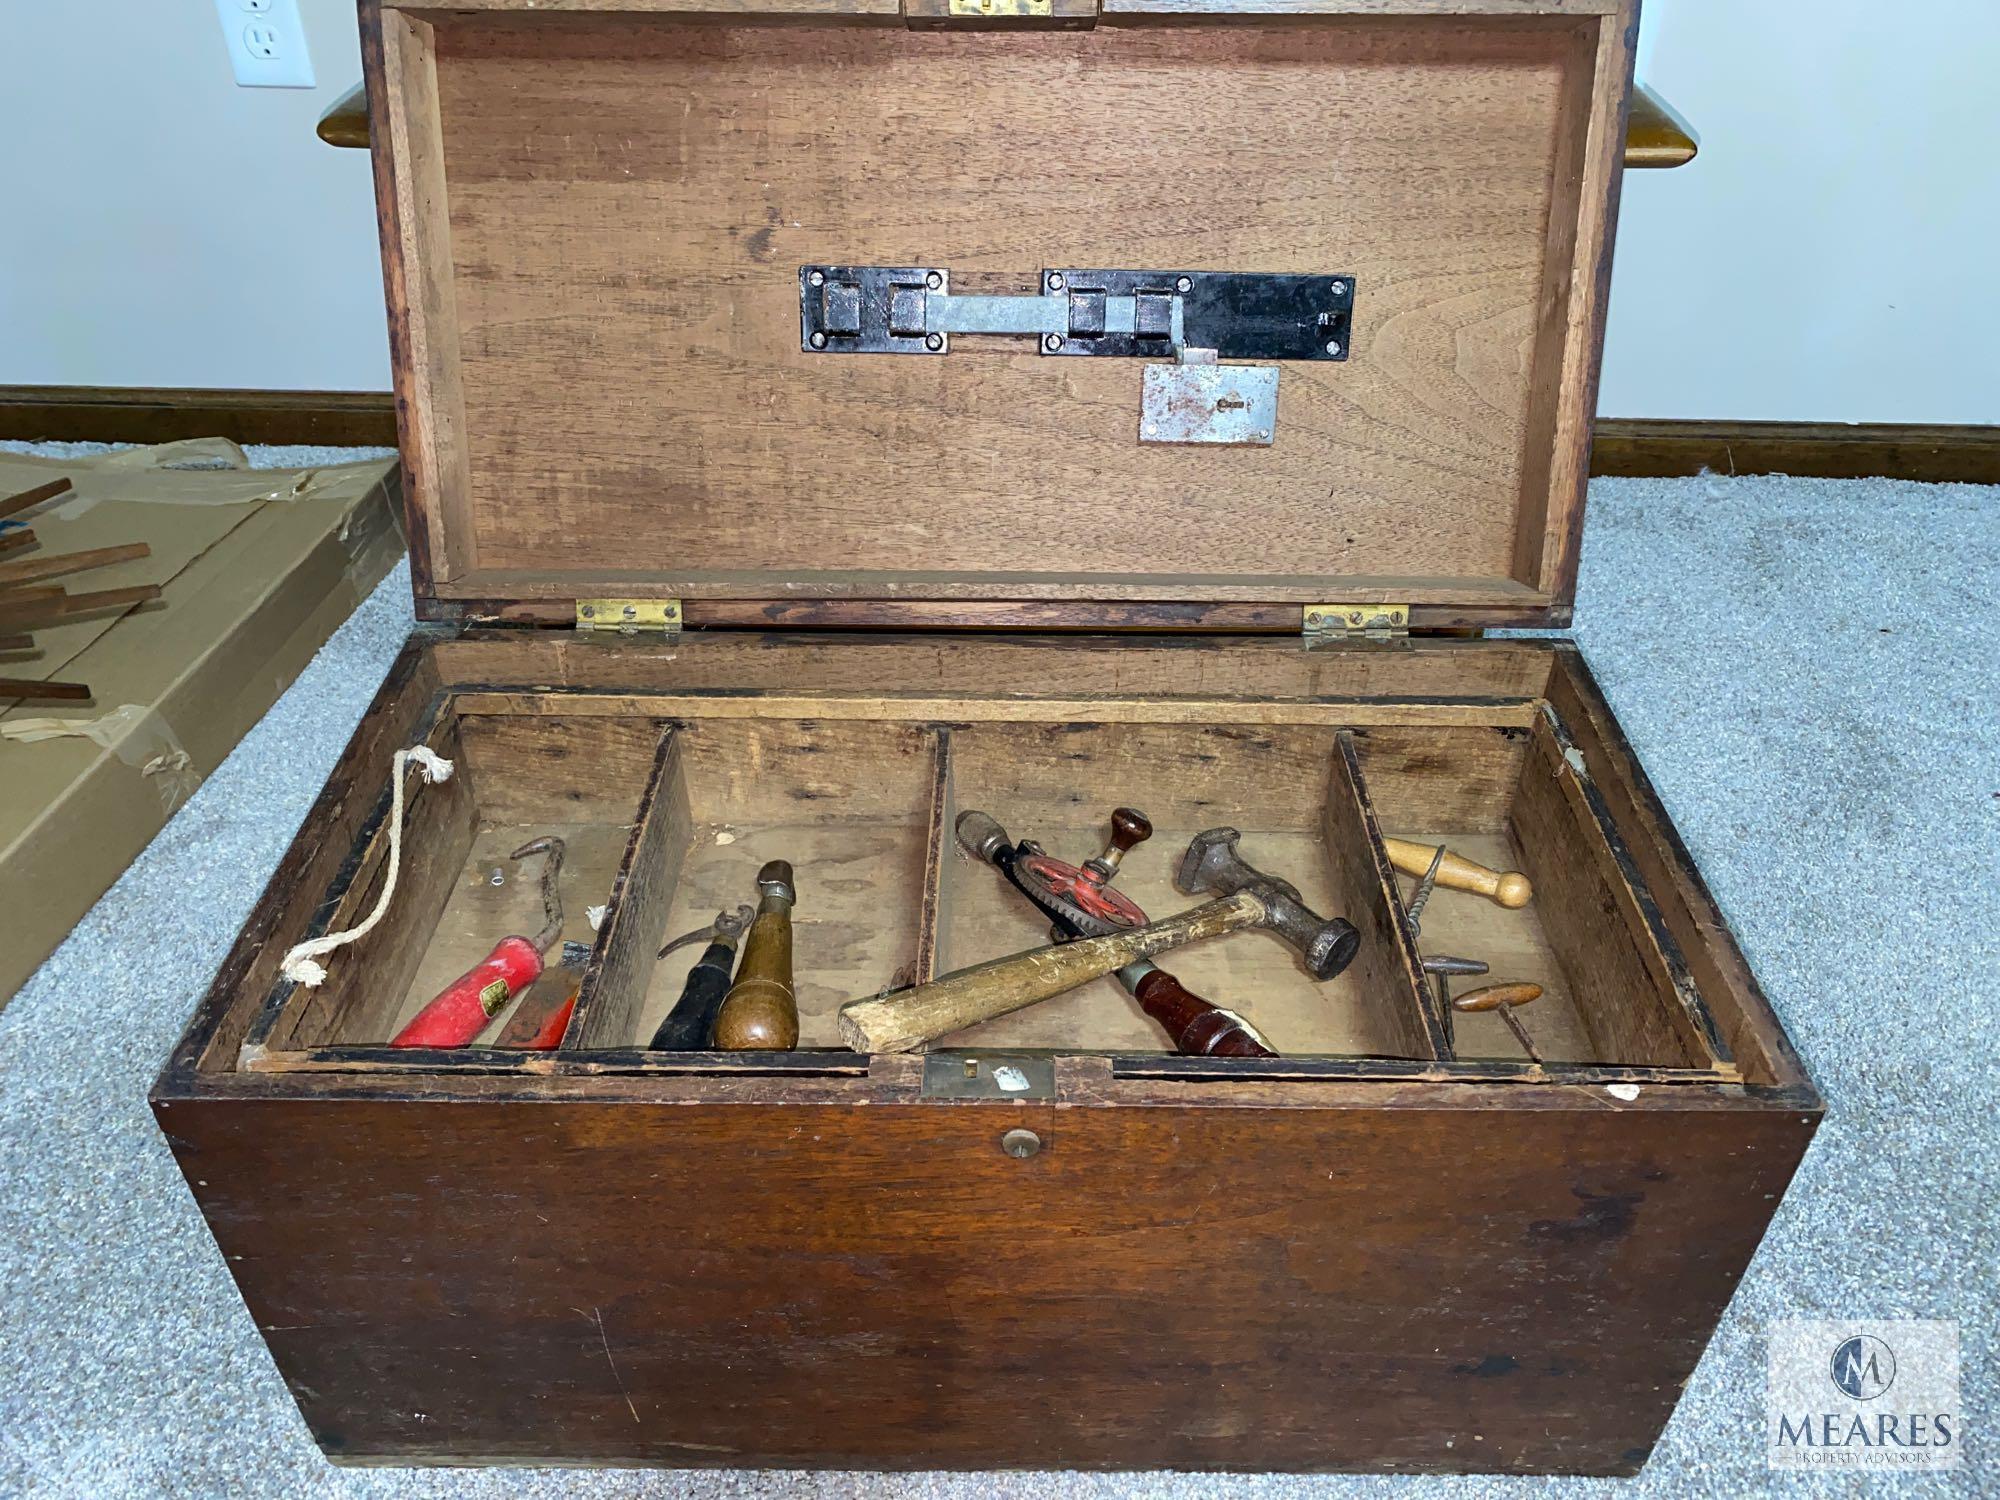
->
(1017, 852), (1149, 930)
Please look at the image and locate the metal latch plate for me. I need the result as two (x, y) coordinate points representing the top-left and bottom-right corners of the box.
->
(921, 1052), (1055, 1100)
(1141, 362), (1278, 446)
(802, 266), (1353, 360)
(575, 598), (683, 633)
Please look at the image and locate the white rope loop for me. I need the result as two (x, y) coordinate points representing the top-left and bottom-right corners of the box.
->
(278, 745), (454, 988)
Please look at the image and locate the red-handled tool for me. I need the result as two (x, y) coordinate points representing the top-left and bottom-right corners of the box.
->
(391, 836), (566, 1048)
(492, 939), (592, 1050)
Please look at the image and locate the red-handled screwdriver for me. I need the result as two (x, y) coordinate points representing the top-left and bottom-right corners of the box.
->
(391, 836), (566, 1048)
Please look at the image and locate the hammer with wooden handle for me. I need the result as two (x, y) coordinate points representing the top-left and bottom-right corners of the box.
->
(836, 891), (1270, 1054)
(957, 808), (1275, 1058)
(1382, 837), (1532, 909)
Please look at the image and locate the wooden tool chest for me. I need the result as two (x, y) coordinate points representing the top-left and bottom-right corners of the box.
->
(154, 0), (1820, 1475)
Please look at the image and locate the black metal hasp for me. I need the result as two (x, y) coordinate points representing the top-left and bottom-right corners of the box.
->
(800, 266), (1355, 361)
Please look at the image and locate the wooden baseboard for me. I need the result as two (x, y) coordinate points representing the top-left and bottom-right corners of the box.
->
(0, 386), (397, 449)
(1591, 419), (2000, 484)
(4, 387), (1996, 484)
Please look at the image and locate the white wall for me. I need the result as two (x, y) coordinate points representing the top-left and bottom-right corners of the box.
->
(1, 1), (1995, 421)
(1602, 0), (2000, 421)
(0, 0), (386, 391)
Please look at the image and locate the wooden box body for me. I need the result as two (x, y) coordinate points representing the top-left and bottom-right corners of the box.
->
(154, 0), (1821, 1477)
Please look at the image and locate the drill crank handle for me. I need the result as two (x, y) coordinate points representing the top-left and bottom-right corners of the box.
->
(837, 891), (1268, 1054)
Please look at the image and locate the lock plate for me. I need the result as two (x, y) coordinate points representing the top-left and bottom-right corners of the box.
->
(1140, 361), (1278, 445)
(921, 1053), (1056, 1100)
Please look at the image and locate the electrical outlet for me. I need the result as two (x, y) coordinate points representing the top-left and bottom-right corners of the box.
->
(216, 0), (314, 88)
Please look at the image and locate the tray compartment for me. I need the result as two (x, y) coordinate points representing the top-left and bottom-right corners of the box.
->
(933, 721), (1435, 1057)
(245, 707), (669, 1060)
(579, 718), (941, 1051)
(1350, 718), (1730, 1071)
(250, 702), (470, 1056)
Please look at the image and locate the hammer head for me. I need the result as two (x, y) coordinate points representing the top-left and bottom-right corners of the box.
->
(1175, 828), (1360, 982)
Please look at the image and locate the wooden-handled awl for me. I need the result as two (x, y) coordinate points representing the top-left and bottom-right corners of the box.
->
(1383, 838), (1532, 908)
(838, 892), (1268, 1054)
(712, 861), (799, 1050)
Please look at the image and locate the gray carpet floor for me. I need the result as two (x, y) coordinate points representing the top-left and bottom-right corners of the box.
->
(1, 449), (1994, 1497)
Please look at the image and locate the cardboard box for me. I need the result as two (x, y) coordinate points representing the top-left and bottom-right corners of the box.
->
(0, 440), (403, 1007)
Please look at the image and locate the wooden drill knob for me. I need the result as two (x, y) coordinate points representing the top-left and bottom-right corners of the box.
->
(1452, 982), (1543, 1013)
(1109, 807), (1153, 852)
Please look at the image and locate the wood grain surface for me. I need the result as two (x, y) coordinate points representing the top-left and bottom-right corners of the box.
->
(370, 7), (1624, 614)
(157, 1084), (1817, 1471)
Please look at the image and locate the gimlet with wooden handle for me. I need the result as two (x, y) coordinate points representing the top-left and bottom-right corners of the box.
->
(1383, 838), (1531, 909)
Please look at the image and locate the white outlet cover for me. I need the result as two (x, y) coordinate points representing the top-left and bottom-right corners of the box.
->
(216, 0), (315, 88)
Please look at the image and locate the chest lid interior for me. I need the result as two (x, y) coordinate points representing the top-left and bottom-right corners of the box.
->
(367, 0), (1636, 631)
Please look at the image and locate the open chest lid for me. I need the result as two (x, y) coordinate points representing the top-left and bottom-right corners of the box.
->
(366, 0), (1636, 632)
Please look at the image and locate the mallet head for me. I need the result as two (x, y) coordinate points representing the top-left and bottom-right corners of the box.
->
(1175, 827), (1359, 982)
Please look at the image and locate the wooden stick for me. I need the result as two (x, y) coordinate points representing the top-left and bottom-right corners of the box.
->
(836, 892), (1266, 1054)
(59, 583), (162, 616)
(0, 583), (161, 633)
(1384, 837), (1533, 908)
(0, 478), (72, 522)
(0, 529), (35, 555)
(0, 677), (91, 702)
(0, 542), (150, 590)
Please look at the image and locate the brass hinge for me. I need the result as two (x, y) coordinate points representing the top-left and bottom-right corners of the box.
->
(1303, 603), (1409, 641)
(575, 598), (682, 634)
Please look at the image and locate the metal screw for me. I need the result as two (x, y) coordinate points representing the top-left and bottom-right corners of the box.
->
(1175, 275), (1193, 293)
(1001, 1128), (1042, 1159)
(1255, 430), (1270, 441)
(925, 332), (945, 352)
(1330, 279), (1347, 296)
(807, 269), (825, 287)
(1325, 340), (1342, 357)
(1307, 611), (1322, 625)
(1047, 272), (1066, 291)
(1143, 423), (1158, 436)
(1043, 333), (1064, 352)
(926, 270), (944, 290)
(809, 331), (827, 350)
(489, 867), (505, 887)
(1348, 611), (1365, 625)
(579, 604), (595, 618)
(622, 604), (638, 619)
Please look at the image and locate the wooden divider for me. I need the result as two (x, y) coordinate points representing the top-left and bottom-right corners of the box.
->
(1329, 732), (1450, 1061)
(563, 729), (691, 1051)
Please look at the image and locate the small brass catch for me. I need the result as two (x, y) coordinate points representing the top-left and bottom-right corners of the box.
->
(575, 598), (683, 635)
(1303, 603), (1410, 641)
